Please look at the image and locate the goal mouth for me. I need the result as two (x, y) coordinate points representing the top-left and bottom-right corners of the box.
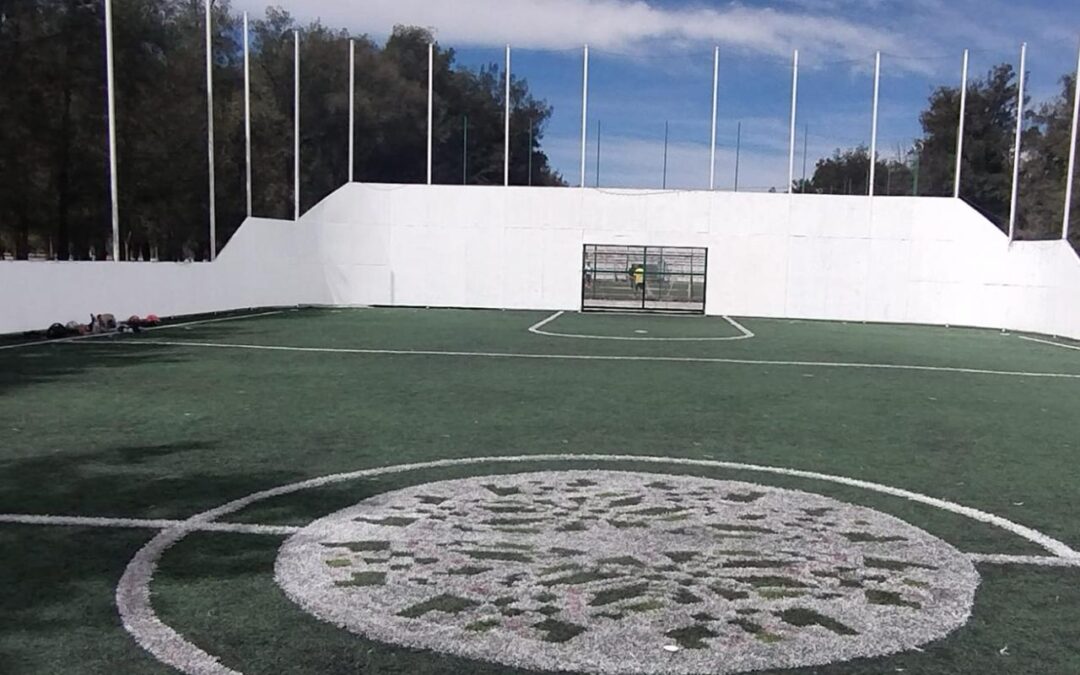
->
(582, 244), (708, 314)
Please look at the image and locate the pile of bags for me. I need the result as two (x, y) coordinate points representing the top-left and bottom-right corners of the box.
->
(44, 314), (161, 340)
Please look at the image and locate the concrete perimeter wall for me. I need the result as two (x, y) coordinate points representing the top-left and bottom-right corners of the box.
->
(1, 183), (1078, 340)
(0, 218), (324, 334)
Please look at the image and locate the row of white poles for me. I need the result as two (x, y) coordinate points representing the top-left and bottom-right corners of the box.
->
(99, 5), (1080, 261)
(415, 41), (1079, 234)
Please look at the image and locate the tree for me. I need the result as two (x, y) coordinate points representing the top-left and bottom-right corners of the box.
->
(0, 3), (565, 260)
(799, 146), (912, 196)
(916, 64), (1020, 227)
(1018, 74), (1078, 239)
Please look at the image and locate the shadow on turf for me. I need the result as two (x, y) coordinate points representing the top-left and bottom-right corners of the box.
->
(0, 314), (321, 397)
(0, 438), (314, 522)
(0, 342), (189, 396)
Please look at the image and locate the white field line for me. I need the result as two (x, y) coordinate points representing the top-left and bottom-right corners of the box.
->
(575, 311), (706, 319)
(145, 310), (288, 333)
(527, 310), (755, 342)
(9, 509), (1072, 565)
(527, 310), (565, 333)
(0, 331), (107, 352)
(968, 553), (1080, 568)
(724, 316), (755, 339)
(1018, 335), (1080, 352)
(114, 454), (1080, 675)
(0, 309), (288, 352)
(0, 513), (298, 536)
(110, 338), (1080, 380)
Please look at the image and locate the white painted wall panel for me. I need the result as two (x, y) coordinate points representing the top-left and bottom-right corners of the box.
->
(2, 185), (1078, 340)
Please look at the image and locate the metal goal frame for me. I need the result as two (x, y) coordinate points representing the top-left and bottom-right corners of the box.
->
(581, 244), (708, 314)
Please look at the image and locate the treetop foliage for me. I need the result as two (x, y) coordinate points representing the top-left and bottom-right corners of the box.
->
(0, 1), (564, 261)
(803, 64), (1079, 250)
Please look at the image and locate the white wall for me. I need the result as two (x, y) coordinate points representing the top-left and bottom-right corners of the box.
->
(303, 183), (1080, 339)
(2, 184), (1078, 340)
(0, 218), (328, 335)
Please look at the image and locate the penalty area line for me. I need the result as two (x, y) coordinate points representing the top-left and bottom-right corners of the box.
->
(527, 310), (565, 333)
(107, 338), (1080, 380)
(0, 513), (299, 536)
(527, 310), (755, 342)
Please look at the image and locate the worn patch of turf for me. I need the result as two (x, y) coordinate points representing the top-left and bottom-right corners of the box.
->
(589, 584), (650, 607)
(866, 590), (921, 609)
(666, 624), (719, 649)
(334, 571), (386, 587)
(398, 594), (478, 619)
(533, 619), (586, 643)
(778, 608), (859, 636)
(321, 541), (390, 553)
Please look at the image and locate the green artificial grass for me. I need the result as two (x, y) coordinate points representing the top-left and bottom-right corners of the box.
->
(2, 307), (1080, 674)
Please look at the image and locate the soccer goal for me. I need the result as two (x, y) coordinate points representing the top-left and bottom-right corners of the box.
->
(581, 244), (707, 313)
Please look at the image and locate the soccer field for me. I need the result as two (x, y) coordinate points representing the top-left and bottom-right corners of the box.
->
(2, 307), (1079, 674)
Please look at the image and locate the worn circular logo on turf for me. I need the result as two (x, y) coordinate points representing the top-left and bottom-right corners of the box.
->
(275, 471), (978, 674)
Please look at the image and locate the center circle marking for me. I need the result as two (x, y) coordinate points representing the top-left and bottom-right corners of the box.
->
(275, 470), (978, 674)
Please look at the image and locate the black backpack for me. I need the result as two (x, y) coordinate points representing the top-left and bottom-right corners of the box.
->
(46, 323), (70, 340)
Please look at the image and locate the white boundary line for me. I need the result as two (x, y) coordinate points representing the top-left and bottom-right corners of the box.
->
(146, 310), (288, 333)
(1018, 335), (1080, 352)
(968, 553), (1080, 568)
(527, 311), (756, 342)
(110, 338), (1080, 380)
(0, 331), (109, 352)
(0, 513), (298, 536)
(112, 453), (1079, 675)
(0, 310), (288, 352)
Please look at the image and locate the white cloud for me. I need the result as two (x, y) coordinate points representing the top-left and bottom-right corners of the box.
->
(233, 0), (923, 63)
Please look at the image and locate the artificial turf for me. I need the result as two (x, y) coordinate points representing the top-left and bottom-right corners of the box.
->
(1, 307), (1079, 674)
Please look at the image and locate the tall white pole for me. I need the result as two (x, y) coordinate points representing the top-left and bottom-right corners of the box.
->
(954, 49), (969, 199)
(205, 0), (216, 259)
(788, 49), (799, 195)
(504, 44), (511, 187)
(869, 51), (881, 197)
(1008, 42), (1027, 242)
(427, 43), (434, 186)
(104, 0), (120, 261)
(243, 12), (252, 217)
(709, 46), (719, 191)
(348, 39), (355, 183)
(294, 30), (300, 221)
(735, 121), (741, 192)
(1063, 40), (1080, 240)
(580, 45), (590, 188)
(663, 121), (669, 190)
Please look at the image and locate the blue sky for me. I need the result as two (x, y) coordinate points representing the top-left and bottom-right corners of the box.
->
(234, 0), (1080, 190)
